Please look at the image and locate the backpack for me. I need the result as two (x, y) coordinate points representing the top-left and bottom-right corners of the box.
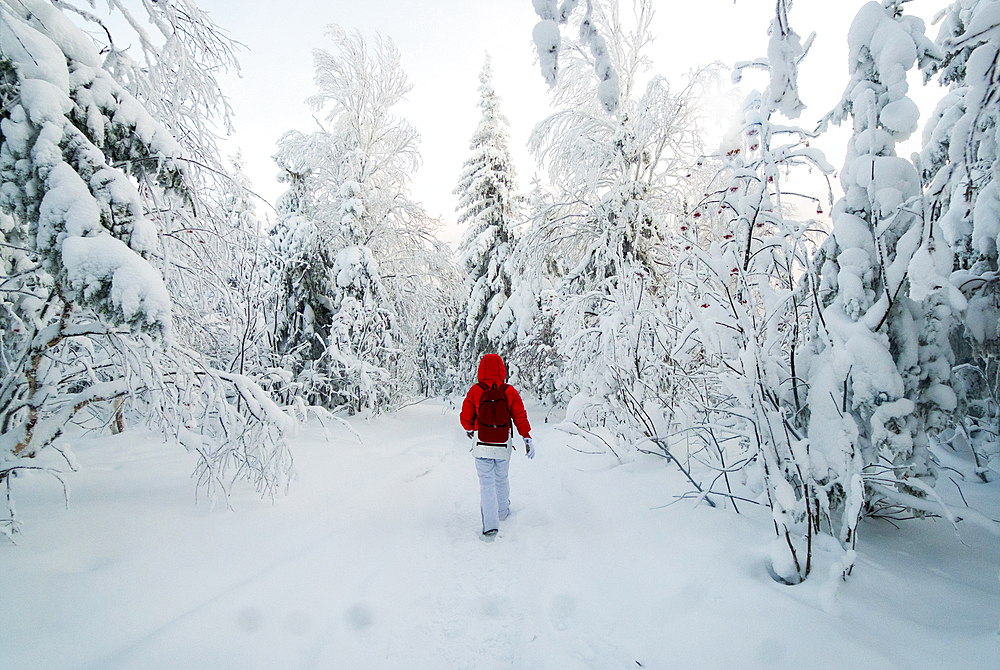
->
(477, 382), (511, 444)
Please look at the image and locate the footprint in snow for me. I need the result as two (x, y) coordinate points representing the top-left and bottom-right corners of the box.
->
(549, 593), (576, 630)
(236, 606), (264, 632)
(479, 594), (508, 618)
(345, 603), (374, 630)
(520, 508), (550, 528)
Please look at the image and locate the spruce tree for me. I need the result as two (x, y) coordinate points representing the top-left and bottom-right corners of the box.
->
(0, 1), (294, 517)
(454, 54), (520, 370)
(920, 0), (1000, 479)
(271, 26), (457, 412)
(808, 1), (944, 537)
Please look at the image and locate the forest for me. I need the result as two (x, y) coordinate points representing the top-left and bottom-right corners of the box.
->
(0, 0), (997, 607)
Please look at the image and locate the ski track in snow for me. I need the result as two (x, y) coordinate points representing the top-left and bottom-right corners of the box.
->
(1, 400), (998, 669)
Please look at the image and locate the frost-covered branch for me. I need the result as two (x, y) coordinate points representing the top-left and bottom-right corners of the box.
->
(0, 1), (296, 532)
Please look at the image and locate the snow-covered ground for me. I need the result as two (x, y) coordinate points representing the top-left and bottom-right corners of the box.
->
(1, 400), (997, 670)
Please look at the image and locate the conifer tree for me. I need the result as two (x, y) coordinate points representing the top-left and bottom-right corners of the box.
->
(0, 1), (294, 523)
(454, 54), (520, 369)
(272, 26), (458, 412)
(809, 1), (944, 536)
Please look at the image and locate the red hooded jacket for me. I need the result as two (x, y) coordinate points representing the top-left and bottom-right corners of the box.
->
(460, 354), (531, 440)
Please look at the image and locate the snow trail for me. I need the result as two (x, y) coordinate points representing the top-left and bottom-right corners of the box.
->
(0, 400), (997, 669)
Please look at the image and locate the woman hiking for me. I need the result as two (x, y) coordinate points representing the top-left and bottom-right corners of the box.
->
(460, 353), (534, 538)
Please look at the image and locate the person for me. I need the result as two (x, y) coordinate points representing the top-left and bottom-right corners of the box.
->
(460, 353), (534, 537)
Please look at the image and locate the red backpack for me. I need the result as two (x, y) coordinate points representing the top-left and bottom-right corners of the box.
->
(477, 382), (511, 444)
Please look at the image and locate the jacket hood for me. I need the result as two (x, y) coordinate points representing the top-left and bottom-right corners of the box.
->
(477, 354), (507, 385)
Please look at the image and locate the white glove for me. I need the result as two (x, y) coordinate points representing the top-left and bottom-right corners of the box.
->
(524, 437), (535, 459)
(466, 430), (475, 440)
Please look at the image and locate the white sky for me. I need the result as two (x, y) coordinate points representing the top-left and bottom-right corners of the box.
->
(199, 0), (944, 243)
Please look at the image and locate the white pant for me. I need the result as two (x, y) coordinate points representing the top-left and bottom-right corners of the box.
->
(475, 457), (510, 533)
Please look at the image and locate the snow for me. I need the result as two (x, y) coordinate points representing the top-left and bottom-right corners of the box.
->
(878, 97), (920, 139)
(0, 11), (69, 90)
(832, 211), (873, 254)
(871, 18), (916, 92)
(972, 182), (1000, 257)
(19, 78), (72, 127)
(219, 372), (296, 435)
(847, 2), (884, 67)
(964, 292), (1000, 343)
(532, 0), (558, 23)
(532, 20), (560, 87)
(61, 234), (172, 336)
(11, 0), (103, 68)
(596, 73), (619, 115)
(766, 10), (808, 119)
(961, 2), (1000, 44)
(925, 383), (958, 412)
(845, 329), (905, 408)
(36, 162), (103, 249)
(333, 246), (366, 289)
(1, 401), (997, 669)
(907, 243), (946, 302)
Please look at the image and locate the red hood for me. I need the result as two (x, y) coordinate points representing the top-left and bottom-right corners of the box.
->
(477, 354), (507, 385)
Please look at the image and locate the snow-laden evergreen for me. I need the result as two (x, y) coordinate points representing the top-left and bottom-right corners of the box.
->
(921, 0), (1000, 478)
(809, 0), (959, 542)
(69, 0), (260, 370)
(271, 26), (459, 413)
(454, 54), (520, 371)
(0, 1), (295, 533)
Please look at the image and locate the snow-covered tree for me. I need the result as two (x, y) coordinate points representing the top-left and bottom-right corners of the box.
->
(511, 0), (717, 452)
(212, 153), (274, 378)
(272, 26), (460, 413)
(677, 0), (842, 582)
(808, 1), (949, 544)
(0, 1), (293, 533)
(531, 0), (621, 113)
(920, 0), (1000, 479)
(47, 0), (264, 365)
(454, 54), (520, 370)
